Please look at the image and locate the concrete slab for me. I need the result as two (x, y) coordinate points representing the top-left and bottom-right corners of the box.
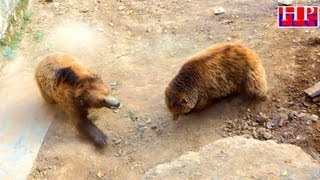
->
(0, 60), (54, 179)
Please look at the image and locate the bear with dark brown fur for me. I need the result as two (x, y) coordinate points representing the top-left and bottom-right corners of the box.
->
(35, 52), (121, 146)
(165, 43), (267, 120)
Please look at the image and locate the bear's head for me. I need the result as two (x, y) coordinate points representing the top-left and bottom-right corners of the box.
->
(75, 78), (121, 109)
(165, 86), (197, 120)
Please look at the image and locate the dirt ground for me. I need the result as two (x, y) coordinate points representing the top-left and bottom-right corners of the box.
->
(1, 0), (319, 179)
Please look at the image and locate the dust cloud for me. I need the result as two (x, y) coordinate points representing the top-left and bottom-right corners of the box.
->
(47, 21), (104, 60)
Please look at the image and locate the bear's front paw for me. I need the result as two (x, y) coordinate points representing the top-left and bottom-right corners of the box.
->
(94, 133), (108, 146)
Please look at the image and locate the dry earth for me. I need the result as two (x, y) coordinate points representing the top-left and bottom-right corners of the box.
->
(0, 0), (319, 179)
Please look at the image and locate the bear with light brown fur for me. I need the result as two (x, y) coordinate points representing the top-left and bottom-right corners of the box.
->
(35, 53), (121, 146)
(165, 43), (267, 120)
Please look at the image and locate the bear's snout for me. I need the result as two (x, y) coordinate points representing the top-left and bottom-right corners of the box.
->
(105, 96), (121, 109)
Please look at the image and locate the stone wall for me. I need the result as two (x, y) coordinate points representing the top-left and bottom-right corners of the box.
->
(0, 0), (28, 44)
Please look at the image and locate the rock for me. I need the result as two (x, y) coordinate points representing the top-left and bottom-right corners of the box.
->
(263, 132), (273, 139)
(283, 132), (295, 139)
(97, 171), (104, 178)
(313, 97), (320, 102)
(278, 119), (284, 127)
(277, 107), (290, 113)
(266, 121), (274, 129)
(114, 139), (122, 145)
(298, 113), (319, 123)
(257, 127), (267, 136)
(287, 101), (294, 106)
(311, 114), (319, 122)
(110, 82), (117, 86)
(97, 27), (104, 32)
(146, 118), (152, 124)
(146, 28), (152, 33)
(288, 110), (298, 120)
(242, 122), (248, 130)
(252, 130), (258, 139)
(255, 112), (268, 124)
(305, 81), (320, 98)
(82, 7), (90, 13)
(144, 137), (320, 179)
(156, 129), (163, 135)
(273, 112), (288, 127)
(226, 121), (235, 128)
(118, 6), (125, 11)
(295, 135), (308, 144)
(214, 7), (225, 15)
(307, 120), (312, 125)
(151, 124), (157, 129)
(251, 121), (259, 126)
(304, 102), (311, 107)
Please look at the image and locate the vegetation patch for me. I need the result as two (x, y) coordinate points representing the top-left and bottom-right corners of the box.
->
(1, 0), (30, 59)
(33, 30), (45, 43)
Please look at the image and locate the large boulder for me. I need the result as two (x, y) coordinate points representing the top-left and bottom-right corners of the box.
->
(144, 136), (320, 179)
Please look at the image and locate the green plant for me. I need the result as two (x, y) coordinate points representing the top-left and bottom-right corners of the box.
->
(128, 111), (139, 122)
(7, 31), (22, 49)
(34, 30), (45, 42)
(2, 46), (16, 59)
(23, 10), (32, 22)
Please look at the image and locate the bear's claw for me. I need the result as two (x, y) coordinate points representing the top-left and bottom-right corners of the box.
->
(94, 133), (108, 146)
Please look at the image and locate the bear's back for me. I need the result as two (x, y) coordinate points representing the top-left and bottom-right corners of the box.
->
(183, 43), (261, 82)
(180, 43), (263, 97)
(185, 43), (260, 68)
(35, 53), (95, 100)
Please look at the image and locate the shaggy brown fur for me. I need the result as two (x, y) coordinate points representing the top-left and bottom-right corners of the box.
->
(165, 43), (267, 120)
(35, 52), (121, 146)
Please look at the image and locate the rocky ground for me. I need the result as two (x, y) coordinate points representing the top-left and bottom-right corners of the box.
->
(0, 0), (319, 179)
(217, 106), (320, 161)
(144, 136), (320, 179)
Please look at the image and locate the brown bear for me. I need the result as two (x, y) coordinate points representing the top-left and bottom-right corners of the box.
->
(35, 52), (121, 146)
(165, 43), (267, 120)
